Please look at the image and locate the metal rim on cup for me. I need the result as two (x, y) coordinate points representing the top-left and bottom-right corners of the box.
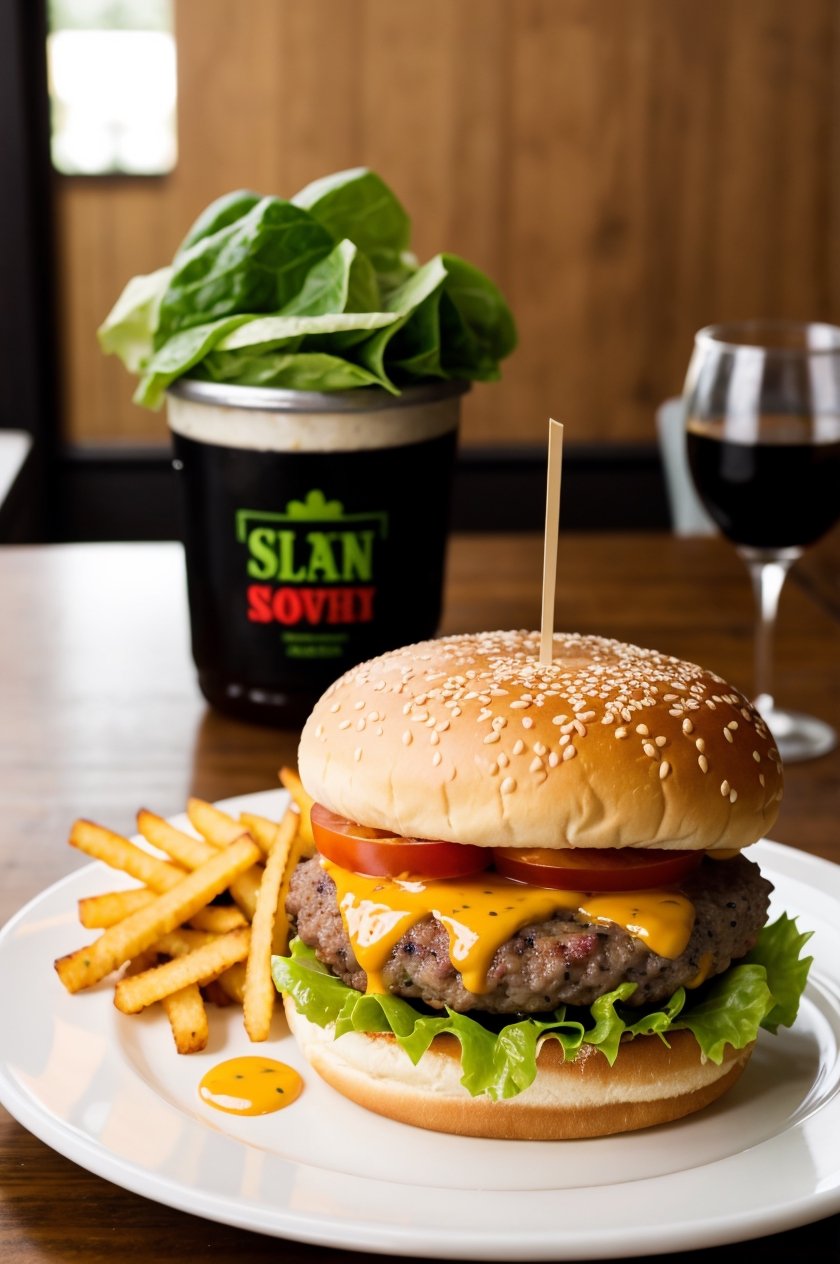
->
(167, 377), (470, 413)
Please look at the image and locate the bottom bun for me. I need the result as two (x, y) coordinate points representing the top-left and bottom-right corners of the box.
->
(284, 996), (754, 1140)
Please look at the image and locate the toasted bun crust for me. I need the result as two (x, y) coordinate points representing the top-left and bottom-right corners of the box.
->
(284, 996), (754, 1140)
(298, 630), (782, 851)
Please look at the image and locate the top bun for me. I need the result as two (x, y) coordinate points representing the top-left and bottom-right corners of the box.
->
(298, 631), (783, 851)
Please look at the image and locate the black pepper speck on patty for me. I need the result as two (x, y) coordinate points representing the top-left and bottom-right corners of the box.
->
(286, 854), (773, 1013)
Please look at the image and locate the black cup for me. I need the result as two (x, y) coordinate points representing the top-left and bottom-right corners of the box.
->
(167, 379), (466, 727)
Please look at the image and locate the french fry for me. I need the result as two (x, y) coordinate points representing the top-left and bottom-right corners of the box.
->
(279, 768), (315, 845)
(54, 836), (260, 993)
(243, 809), (298, 1042)
(137, 809), (217, 870)
(238, 812), (281, 856)
(162, 984), (209, 1054)
(187, 798), (247, 847)
(216, 961), (246, 1005)
(78, 888), (156, 929)
(114, 927), (252, 1014)
(226, 864), (262, 920)
(153, 927), (218, 956)
(137, 806), (261, 920)
(188, 905), (248, 934)
(202, 979), (233, 1008)
(70, 820), (186, 892)
(273, 830), (316, 958)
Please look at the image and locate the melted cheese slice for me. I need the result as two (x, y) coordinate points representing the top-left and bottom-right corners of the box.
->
(323, 860), (695, 996)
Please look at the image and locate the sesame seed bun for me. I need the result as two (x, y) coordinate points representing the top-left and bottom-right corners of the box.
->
(297, 630), (783, 852)
(283, 996), (755, 1140)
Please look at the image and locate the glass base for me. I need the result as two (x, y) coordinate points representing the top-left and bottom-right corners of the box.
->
(754, 696), (838, 764)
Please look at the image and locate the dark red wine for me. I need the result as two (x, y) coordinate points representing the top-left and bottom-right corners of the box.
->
(687, 422), (840, 549)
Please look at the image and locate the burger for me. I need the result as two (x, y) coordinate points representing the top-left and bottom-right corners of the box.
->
(272, 630), (812, 1139)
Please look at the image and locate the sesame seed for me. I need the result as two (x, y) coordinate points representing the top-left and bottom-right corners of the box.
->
(402, 731), (412, 746)
(315, 724), (324, 738)
(729, 789), (738, 803)
(643, 743), (657, 758)
(512, 739), (525, 755)
(705, 700), (717, 710)
(430, 731), (440, 746)
(563, 745), (577, 761)
(533, 741), (547, 756)
(329, 703), (341, 713)
(578, 710), (596, 722)
(695, 738), (705, 752)
(338, 720), (351, 731)
(492, 716), (508, 730)
(636, 724), (650, 736)
(614, 726), (628, 739)
(559, 734), (570, 746)
(436, 719), (450, 732)
(529, 757), (543, 773)
(668, 708), (683, 717)
(752, 750), (761, 762)
(510, 700), (530, 710)
(497, 752), (509, 768)
(721, 780), (730, 797)
(698, 755), (709, 772)
(483, 732), (501, 745)
(500, 777), (516, 794)
(522, 717), (534, 729)
(660, 761), (671, 780)
(655, 735), (667, 747)
(354, 747), (363, 762)
(356, 718), (366, 732)
(548, 751), (560, 767)
(375, 726), (383, 736)
(432, 751), (442, 767)
(759, 774), (765, 786)
(727, 720), (739, 730)
(354, 700), (365, 710)
(682, 718), (694, 735)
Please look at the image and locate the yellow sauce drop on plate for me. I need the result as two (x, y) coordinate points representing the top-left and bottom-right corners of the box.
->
(199, 1056), (303, 1116)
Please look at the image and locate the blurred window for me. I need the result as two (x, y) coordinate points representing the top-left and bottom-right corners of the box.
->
(47, 0), (177, 176)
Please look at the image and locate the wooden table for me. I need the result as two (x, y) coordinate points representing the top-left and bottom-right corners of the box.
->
(1, 533), (838, 1262)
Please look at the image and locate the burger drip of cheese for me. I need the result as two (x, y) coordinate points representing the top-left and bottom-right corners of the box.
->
(275, 630), (797, 1141)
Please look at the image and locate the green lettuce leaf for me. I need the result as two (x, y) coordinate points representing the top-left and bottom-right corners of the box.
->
(97, 266), (172, 373)
(271, 914), (812, 1102)
(194, 350), (391, 393)
(99, 170), (517, 403)
(156, 197), (335, 342)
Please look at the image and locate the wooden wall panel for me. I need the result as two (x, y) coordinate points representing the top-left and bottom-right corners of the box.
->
(54, 0), (840, 447)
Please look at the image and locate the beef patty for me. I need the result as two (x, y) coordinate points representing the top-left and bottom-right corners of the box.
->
(286, 853), (773, 1013)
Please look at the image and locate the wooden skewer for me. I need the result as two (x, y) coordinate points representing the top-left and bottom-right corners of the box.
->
(539, 419), (564, 667)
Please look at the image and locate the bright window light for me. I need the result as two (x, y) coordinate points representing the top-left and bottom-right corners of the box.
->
(47, 1), (177, 176)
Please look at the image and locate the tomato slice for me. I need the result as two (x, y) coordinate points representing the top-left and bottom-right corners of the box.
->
(310, 804), (491, 879)
(491, 846), (702, 891)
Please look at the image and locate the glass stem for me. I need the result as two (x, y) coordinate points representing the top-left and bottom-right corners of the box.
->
(739, 549), (799, 713)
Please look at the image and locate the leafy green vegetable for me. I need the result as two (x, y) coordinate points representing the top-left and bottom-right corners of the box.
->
(155, 198), (335, 343)
(176, 189), (261, 256)
(292, 167), (414, 294)
(98, 168), (517, 406)
(271, 914), (812, 1102)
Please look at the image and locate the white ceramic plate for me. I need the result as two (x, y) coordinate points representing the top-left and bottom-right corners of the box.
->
(1, 790), (839, 1260)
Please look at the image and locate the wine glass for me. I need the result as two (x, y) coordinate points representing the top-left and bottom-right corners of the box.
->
(683, 319), (840, 764)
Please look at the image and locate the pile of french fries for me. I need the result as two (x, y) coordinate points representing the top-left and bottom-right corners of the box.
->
(54, 769), (314, 1054)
